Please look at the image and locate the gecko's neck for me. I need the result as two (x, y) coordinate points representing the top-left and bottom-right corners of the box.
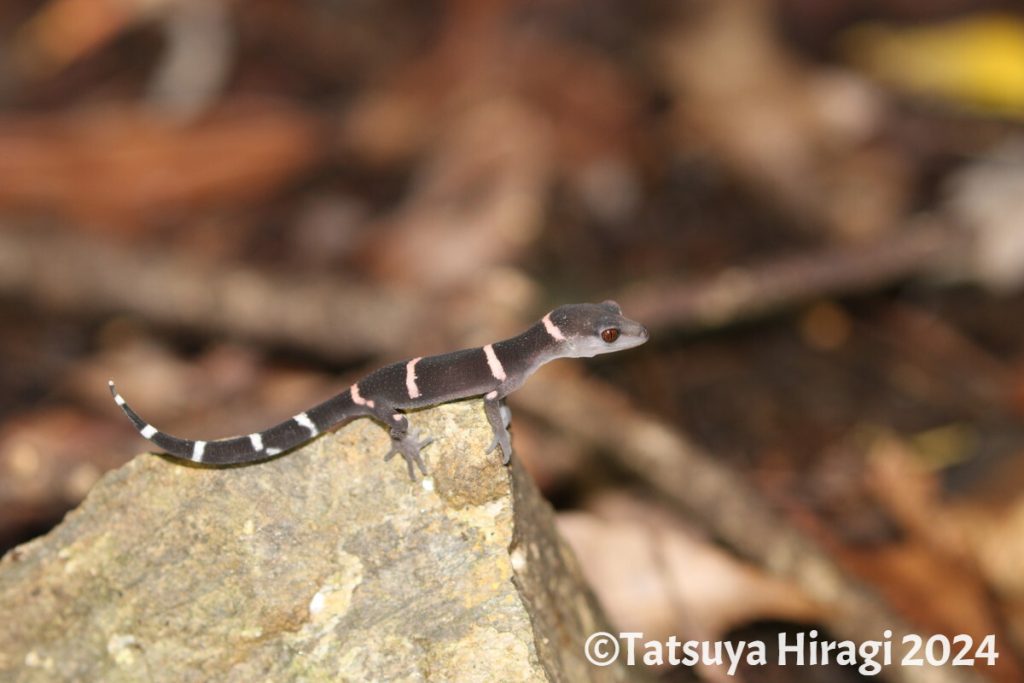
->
(493, 321), (564, 380)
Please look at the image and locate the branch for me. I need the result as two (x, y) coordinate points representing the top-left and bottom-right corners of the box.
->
(0, 228), (422, 361)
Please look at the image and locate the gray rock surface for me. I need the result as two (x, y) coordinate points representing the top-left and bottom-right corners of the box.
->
(0, 400), (627, 682)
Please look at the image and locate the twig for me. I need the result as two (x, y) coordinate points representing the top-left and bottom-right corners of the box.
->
(0, 228), (422, 361)
(619, 219), (967, 335)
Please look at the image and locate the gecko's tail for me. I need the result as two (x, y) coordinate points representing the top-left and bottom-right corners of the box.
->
(108, 381), (330, 465)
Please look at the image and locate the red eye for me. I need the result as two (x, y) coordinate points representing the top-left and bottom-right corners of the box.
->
(601, 328), (619, 343)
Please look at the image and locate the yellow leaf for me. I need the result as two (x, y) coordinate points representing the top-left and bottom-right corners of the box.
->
(840, 14), (1024, 118)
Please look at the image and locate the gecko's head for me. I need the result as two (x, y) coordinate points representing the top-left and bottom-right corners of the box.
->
(547, 301), (649, 358)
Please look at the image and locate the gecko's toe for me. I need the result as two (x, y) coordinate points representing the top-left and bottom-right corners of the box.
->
(486, 433), (512, 464)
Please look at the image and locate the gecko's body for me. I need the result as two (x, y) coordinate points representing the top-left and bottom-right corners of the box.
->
(110, 301), (648, 478)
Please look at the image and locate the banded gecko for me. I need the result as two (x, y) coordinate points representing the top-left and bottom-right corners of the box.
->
(110, 301), (648, 479)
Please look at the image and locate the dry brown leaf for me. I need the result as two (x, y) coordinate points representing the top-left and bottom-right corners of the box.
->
(340, 0), (641, 193)
(558, 493), (819, 670)
(920, 440), (1024, 660)
(0, 101), (322, 231)
(0, 407), (128, 551)
(11, 0), (151, 78)
(361, 100), (552, 290)
(812, 434), (1024, 683)
(655, 0), (904, 240)
(951, 497), (1024, 649)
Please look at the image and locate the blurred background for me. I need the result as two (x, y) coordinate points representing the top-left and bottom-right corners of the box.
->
(2, 0), (1024, 681)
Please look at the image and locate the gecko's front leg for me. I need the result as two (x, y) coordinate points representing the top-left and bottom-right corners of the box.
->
(483, 396), (513, 465)
(374, 407), (433, 480)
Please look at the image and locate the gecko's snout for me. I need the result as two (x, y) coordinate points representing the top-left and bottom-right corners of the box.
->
(613, 319), (649, 350)
(634, 325), (650, 347)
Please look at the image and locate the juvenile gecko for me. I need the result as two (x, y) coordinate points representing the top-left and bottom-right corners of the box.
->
(110, 301), (648, 478)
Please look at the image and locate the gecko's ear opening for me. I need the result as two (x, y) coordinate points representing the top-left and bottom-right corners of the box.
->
(601, 300), (622, 314)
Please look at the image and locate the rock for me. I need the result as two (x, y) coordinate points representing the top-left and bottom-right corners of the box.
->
(0, 400), (627, 682)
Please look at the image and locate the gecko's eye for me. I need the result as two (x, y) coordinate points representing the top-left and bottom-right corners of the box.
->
(601, 328), (620, 343)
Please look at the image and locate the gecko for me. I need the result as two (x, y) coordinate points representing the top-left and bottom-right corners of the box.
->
(109, 301), (648, 479)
